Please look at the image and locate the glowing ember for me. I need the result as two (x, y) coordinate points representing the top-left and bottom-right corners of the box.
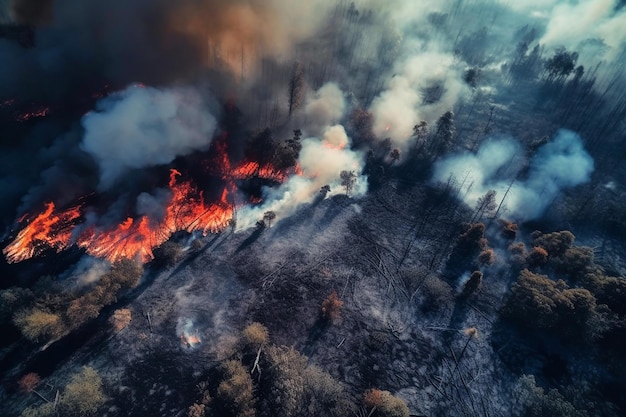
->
(181, 333), (201, 347)
(16, 107), (50, 122)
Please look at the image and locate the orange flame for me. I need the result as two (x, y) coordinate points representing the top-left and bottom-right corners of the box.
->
(3, 203), (81, 264)
(3, 139), (296, 264)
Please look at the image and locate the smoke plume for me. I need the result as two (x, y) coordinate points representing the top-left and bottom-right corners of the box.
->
(432, 130), (594, 220)
(237, 124), (367, 229)
(303, 83), (346, 137)
(80, 85), (217, 190)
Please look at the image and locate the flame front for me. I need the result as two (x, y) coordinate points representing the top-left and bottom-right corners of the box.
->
(3, 203), (81, 264)
(3, 144), (292, 264)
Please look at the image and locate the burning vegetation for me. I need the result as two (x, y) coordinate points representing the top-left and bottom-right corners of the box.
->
(2, 1), (626, 417)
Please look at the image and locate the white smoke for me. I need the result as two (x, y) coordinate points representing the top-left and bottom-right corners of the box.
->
(237, 124), (367, 230)
(540, 0), (626, 61)
(432, 129), (594, 221)
(368, 33), (471, 150)
(303, 83), (346, 136)
(81, 84), (217, 190)
(62, 256), (110, 287)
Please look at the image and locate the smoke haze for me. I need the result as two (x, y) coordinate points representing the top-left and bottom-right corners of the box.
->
(432, 130), (594, 220)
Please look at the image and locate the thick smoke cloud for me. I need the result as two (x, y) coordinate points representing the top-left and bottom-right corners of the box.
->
(0, 0), (336, 102)
(540, 0), (626, 60)
(368, 3), (471, 150)
(432, 130), (594, 220)
(80, 85), (217, 189)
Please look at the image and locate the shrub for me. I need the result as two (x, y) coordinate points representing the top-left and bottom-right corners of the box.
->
(217, 360), (255, 417)
(0, 287), (34, 323)
(527, 247), (548, 267)
(509, 242), (528, 267)
(188, 403), (206, 417)
(478, 248), (495, 266)
(265, 346), (307, 417)
(532, 230), (575, 257)
(110, 309), (132, 331)
(503, 269), (607, 340)
(241, 322), (269, 348)
(501, 220), (518, 239)
(515, 374), (587, 417)
(20, 403), (55, 417)
(14, 308), (65, 342)
(321, 291), (343, 321)
(18, 373), (40, 393)
(461, 271), (483, 298)
(153, 241), (185, 267)
(363, 388), (410, 417)
(301, 366), (356, 416)
(457, 223), (488, 253)
(420, 275), (453, 312)
(60, 366), (105, 416)
(107, 259), (143, 289)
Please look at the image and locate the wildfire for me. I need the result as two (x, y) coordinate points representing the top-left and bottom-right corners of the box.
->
(3, 203), (81, 264)
(16, 107), (50, 122)
(181, 333), (201, 347)
(3, 141), (293, 264)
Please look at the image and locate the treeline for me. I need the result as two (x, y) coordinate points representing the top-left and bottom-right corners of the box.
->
(0, 259), (142, 344)
(186, 322), (410, 417)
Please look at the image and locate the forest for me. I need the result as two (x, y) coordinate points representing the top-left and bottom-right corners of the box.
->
(1, 0), (626, 416)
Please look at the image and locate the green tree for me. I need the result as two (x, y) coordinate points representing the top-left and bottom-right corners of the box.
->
(60, 366), (105, 416)
(544, 47), (579, 82)
(217, 360), (255, 417)
(14, 308), (64, 342)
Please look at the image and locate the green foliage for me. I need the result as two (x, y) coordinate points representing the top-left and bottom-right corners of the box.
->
(340, 170), (357, 196)
(0, 287), (33, 323)
(20, 403), (55, 417)
(217, 360), (255, 417)
(515, 375), (587, 417)
(265, 345), (307, 417)
(241, 322), (269, 349)
(503, 269), (607, 340)
(552, 247), (594, 280)
(544, 47), (579, 81)
(107, 259), (143, 289)
(301, 366), (356, 416)
(580, 273), (626, 316)
(532, 230), (575, 257)
(13, 308), (64, 342)
(60, 366), (105, 416)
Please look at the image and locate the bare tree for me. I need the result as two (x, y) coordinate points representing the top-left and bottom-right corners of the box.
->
(472, 189), (497, 222)
(263, 211), (277, 228)
(340, 170), (357, 196)
(288, 61), (305, 118)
